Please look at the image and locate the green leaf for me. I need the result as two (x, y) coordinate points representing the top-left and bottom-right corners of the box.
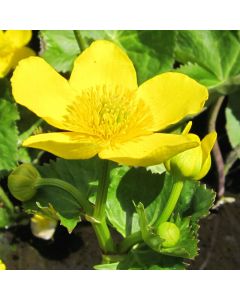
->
(117, 245), (185, 270)
(160, 216), (198, 259)
(0, 98), (20, 171)
(106, 169), (215, 240)
(94, 262), (119, 270)
(82, 30), (175, 83)
(106, 167), (166, 237)
(40, 30), (80, 73)
(226, 91), (240, 149)
(175, 30), (240, 94)
(23, 157), (101, 232)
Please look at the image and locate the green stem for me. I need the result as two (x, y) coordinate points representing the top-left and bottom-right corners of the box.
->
(155, 178), (184, 226)
(0, 185), (14, 214)
(73, 30), (88, 52)
(35, 178), (93, 215)
(92, 160), (115, 253)
(119, 231), (142, 254)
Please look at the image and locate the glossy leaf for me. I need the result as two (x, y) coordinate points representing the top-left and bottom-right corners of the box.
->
(175, 31), (240, 94)
(40, 30), (80, 73)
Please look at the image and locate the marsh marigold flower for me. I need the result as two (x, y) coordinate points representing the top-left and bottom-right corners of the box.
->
(0, 30), (34, 77)
(11, 40), (208, 167)
(165, 122), (217, 179)
(0, 259), (6, 270)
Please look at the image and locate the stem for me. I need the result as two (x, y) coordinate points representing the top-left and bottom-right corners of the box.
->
(73, 30), (88, 52)
(92, 160), (115, 253)
(35, 178), (93, 215)
(155, 179), (184, 226)
(119, 231), (142, 254)
(0, 185), (14, 214)
(208, 96), (225, 199)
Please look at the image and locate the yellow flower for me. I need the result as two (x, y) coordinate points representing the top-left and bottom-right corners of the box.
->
(0, 30), (35, 77)
(0, 259), (6, 270)
(11, 40), (208, 167)
(165, 122), (217, 180)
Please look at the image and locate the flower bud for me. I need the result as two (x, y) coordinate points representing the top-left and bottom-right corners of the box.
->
(8, 163), (40, 201)
(157, 222), (180, 247)
(31, 214), (58, 240)
(165, 122), (217, 180)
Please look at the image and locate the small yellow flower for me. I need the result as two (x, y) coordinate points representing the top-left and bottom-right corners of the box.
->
(0, 259), (6, 270)
(11, 40), (208, 167)
(0, 30), (35, 77)
(31, 214), (58, 240)
(165, 122), (217, 180)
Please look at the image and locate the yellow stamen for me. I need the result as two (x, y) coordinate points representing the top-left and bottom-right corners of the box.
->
(64, 85), (153, 145)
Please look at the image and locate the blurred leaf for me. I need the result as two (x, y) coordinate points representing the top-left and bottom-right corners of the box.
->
(0, 99), (19, 171)
(0, 207), (12, 228)
(226, 92), (240, 149)
(39, 30), (79, 73)
(175, 30), (240, 95)
(82, 30), (176, 83)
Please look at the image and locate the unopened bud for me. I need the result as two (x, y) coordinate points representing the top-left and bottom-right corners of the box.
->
(8, 163), (40, 201)
(157, 222), (180, 247)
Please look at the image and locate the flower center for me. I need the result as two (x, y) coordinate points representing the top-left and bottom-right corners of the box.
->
(63, 85), (153, 145)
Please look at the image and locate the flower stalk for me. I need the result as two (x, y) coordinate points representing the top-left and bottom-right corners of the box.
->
(73, 30), (88, 52)
(91, 160), (115, 253)
(35, 178), (93, 215)
(155, 178), (184, 226)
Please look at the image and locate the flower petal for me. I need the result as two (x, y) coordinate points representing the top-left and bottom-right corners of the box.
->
(11, 47), (35, 67)
(99, 133), (199, 167)
(23, 132), (102, 159)
(136, 72), (208, 131)
(70, 40), (137, 94)
(4, 30), (32, 48)
(194, 131), (217, 180)
(0, 53), (13, 78)
(11, 57), (77, 130)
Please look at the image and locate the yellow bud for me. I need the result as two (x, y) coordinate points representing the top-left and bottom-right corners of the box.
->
(165, 131), (217, 180)
(157, 222), (180, 247)
(8, 163), (40, 201)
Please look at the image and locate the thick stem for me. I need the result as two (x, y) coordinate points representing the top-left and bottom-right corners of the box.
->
(0, 185), (14, 214)
(208, 96), (225, 199)
(92, 160), (115, 253)
(73, 30), (88, 52)
(155, 179), (184, 227)
(118, 231), (142, 254)
(35, 178), (93, 215)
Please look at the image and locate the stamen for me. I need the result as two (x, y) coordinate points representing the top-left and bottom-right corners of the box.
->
(63, 85), (153, 145)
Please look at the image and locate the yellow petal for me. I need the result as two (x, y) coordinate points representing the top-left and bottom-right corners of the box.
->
(70, 40), (137, 94)
(136, 72), (208, 131)
(11, 57), (77, 130)
(0, 53), (13, 77)
(99, 133), (199, 167)
(23, 132), (101, 159)
(194, 131), (217, 180)
(11, 46), (35, 67)
(4, 30), (32, 48)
